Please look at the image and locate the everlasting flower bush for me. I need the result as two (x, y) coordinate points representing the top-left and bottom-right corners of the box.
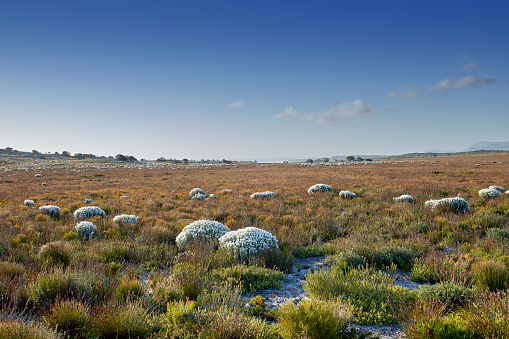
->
(339, 190), (356, 199)
(425, 197), (470, 213)
(176, 219), (230, 249)
(24, 199), (35, 207)
(479, 188), (501, 199)
(489, 185), (505, 192)
(208, 194), (218, 199)
(73, 206), (106, 219)
(113, 214), (139, 224)
(35, 173), (42, 177)
(39, 205), (60, 217)
(308, 184), (334, 194)
(192, 193), (207, 200)
(84, 198), (92, 204)
(189, 188), (206, 197)
(393, 194), (414, 203)
(250, 191), (277, 199)
(506, 190), (509, 197)
(222, 189), (232, 193)
(219, 227), (278, 259)
(75, 221), (97, 239)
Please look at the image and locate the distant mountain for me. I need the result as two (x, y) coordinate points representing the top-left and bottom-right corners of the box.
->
(461, 141), (509, 152)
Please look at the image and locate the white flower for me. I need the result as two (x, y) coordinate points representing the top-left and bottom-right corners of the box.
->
(121, 195), (130, 199)
(39, 205), (60, 217)
(250, 191), (277, 199)
(113, 214), (139, 224)
(208, 194), (218, 199)
(222, 189), (232, 193)
(506, 190), (509, 197)
(73, 206), (106, 219)
(339, 190), (356, 199)
(394, 194), (414, 203)
(191, 193), (207, 200)
(24, 200), (35, 207)
(35, 174), (42, 177)
(176, 219), (230, 249)
(308, 184), (334, 194)
(189, 188), (206, 197)
(219, 227), (278, 259)
(479, 188), (501, 199)
(84, 198), (92, 204)
(75, 221), (97, 239)
(489, 185), (505, 192)
(425, 197), (470, 213)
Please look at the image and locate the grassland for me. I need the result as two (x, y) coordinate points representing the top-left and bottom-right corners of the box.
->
(0, 154), (508, 338)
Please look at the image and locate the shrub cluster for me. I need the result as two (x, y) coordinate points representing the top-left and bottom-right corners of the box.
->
(73, 206), (106, 219)
(339, 190), (356, 199)
(393, 194), (414, 202)
(113, 214), (139, 224)
(308, 183), (334, 193)
(175, 219), (230, 249)
(250, 191), (277, 199)
(479, 188), (502, 199)
(425, 197), (470, 213)
(39, 205), (60, 217)
(219, 227), (278, 259)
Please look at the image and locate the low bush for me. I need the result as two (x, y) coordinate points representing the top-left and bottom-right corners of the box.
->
(410, 252), (474, 286)
(472, 260), (509, 291)
(209, 264), (284, 293)
(324, 250), (365, 270)
(463, 290), (509, 338)
(116, 276), (145, 302)
(304, 266), (411, 324)
(294, 245), (325, 258)
(38, 241), (71, 267)
(0, 320), (61, 339)
(416, 281), (476, 309)
(44, 299), (90, 338)
(253, 248), (295, 273)
(219, 227), (278, 260)
(359, 245), (418, 271)
(92, 302), (156, 339)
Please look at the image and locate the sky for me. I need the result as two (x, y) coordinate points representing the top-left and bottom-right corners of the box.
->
(1, 0), (508, 161)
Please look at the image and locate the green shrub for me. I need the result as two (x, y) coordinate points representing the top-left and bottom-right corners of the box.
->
(0, 320), (62, 339)
(254, 248), (295, 274)
(197, 279), (243, 311)
(92, 303), (155, 339)
(115, 276), (145, 302)
(463, 290), (509, 338)
(486, 227), (509, 242)
(276, 298), (361, 339)
(294, 245), (325, 258)
(304, 266), (411, 324)
(163, 300), (199, 337)
(0, 261), (25, 279)
(410, 252), (474, 286)
(473, 260), (509, 291)
(360, 245), (418, 271)
(44, 299), (90, 338)
(38, 241), (71, 267)
(209, 264), (284, 293)
(324, 250), (364, 270)
(27, 272), (75, 308)
(416, 281), (476, 309)
(63, 231), (79, 241)
(171, 263), (207, 300)
(246, 295), (267, 318)
(399, 297), (473, 339)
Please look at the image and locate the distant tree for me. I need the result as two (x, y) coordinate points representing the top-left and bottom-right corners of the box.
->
(126, 156), (138, 162)
(322, 158), (329, 162)
(32, 150), (40, 154)
(346, 156), (355, 162)
(356, 157), (363, 161)
(74, 153), (84, 159)
(157, 157), (167, 162)
(365, 158), (373, 162)
(182, 158), (189, 163)
(306, 159), (314, 163)
(62, 151), (71, 157)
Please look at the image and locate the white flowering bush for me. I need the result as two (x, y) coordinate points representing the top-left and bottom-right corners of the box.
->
(222, 189), (232, 193)
(176, 219), (230, 249)
(219, 227), (278, 259)
(489, 185), (505, 192)
(84, 198), (92, 204)
(393, 194), (414, 203)
(39, 205), (60, 217)
(339, 190), (356, 199)
(479, 188), (501, 199)
(42, 182), (47, 187)
(113, 214), (139, 224)
(73, 206), (106, 219)
(24, 200), (35, 207)
(308, 184), (334, 194)
(121, 195), (130, 199)
(425, 197), (470, 213)
(35, 174), (42, 177)
(250, 191), (277, 199)
(208, 194), (218, 199)
(189, 188), (206, 197)
(506, 190), (509, 197)
(75, 221), (97, 239)
(191, 193), (207, 200)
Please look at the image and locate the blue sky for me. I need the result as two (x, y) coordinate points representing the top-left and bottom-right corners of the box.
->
(1, 1), (508, 160)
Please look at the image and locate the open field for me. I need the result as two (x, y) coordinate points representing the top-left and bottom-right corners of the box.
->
(0, 154), (508, 338)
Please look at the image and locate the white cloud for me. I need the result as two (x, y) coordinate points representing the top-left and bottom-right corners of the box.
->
(272, 107), (303, 119)
(274, 100), (374, 123)
(228, 100), (245, 109)
(426, 76), (495, 92)
(388, 86), (419, 99)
